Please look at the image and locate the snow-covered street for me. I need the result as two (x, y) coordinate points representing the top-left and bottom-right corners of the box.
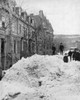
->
(1, 54), (80, 100)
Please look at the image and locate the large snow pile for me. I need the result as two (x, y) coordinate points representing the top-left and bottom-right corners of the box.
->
(2, 55), (63, 86)
(1, 54), (80, 100)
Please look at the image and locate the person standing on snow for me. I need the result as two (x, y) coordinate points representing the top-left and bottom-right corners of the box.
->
(68, 50), (73, 61)
(52, 44), (56, 55)
(0, 67), (2, 80)
(59, 43), (64, 55)
(63, 53), (68, 63)
(73, 49), (80, 61)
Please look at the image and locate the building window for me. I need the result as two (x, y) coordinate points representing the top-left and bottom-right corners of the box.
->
(19, 24), (21, 34)
(2, 21), (5, 28)
(12, 23), (15, 32)
(7, 2), (9, 8)
(0, 16), (6, 28)
(0, 21), (2, 27)
(22, 40), (23, 51)
(30, 19), (32, 23)
(24, 41), (27, 52)
(13, 7), (15, 12)
(21, 25), (23, 34)
(23, 27), (25, 35)
(26, 28), (28, 39)
(21, 40), (27, 52)
(32, 43), (35, 54)
(17, 41), (20, 53)
(14, 40), (16, 53)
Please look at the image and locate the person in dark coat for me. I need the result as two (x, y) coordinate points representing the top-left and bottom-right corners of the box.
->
(68, 50), (73, 61)
(78, 51), (80, 61)
(0, 67), (2, 80)
(52, 45), (56, 55)
(59, 43), (64, 55)
(73, 49), (80, 61)
(63, 53), (68, 63)
(73, 49), (76, 60)
(75, 50), (80, 61)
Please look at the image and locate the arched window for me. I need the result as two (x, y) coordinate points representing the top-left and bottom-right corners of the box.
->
(2, 17), (5, 28)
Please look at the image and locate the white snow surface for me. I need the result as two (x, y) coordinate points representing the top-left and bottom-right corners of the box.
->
(1, 54), (80, 100)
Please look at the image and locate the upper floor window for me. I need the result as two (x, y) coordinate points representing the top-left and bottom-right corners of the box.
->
(17, 41), (20, 53)
(0, 16), (6, 28)
(2, 21), (5, 28)
(30, 19), (32, 23)
(2, 17), (5, 22)
(13, 7), (15, 12)
(14, 40), (16, 53)
(30, 18), (34, 26)
(7, 2), (9, 8)
(23, 27), (25, 34)
(12, 23), (15, 32)
(0, 21), (2, 27)
(19, 24), (21, 34)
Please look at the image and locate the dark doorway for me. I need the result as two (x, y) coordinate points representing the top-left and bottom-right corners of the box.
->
(1, 39), (5, 70)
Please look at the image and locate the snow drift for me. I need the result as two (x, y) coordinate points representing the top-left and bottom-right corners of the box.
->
(1, 54), (80, 100)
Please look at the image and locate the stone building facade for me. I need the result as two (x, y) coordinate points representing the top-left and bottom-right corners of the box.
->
(0, 0), (54, 70)
(0, 0), (36, 70)
(29, 11), (54, 55)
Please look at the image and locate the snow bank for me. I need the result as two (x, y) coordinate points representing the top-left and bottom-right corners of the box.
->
(2, 54), (64, 86)
(1, 54), (80, 100)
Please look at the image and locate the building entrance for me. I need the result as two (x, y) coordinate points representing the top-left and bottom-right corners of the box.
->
(1, 38), (5, 70)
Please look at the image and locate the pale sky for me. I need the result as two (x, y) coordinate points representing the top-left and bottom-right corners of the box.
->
(16, 0), (80, 35)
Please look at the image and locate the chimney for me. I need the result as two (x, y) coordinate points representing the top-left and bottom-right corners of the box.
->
(39, 10), (44, 18)
(30, 13), (34, 17)
(15, 7), (22, 16)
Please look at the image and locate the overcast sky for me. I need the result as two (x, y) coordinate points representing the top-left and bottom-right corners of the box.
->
(16, 0), (80, 35)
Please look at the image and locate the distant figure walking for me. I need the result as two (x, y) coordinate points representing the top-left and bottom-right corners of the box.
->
(73, 49), (76, 60)
(63, 53), (68, 63)
(59, 43), (64, 54)
(68, 50), (73, 61)
(73, 49), (80, 61)
(0, 67), (2, 80)
(52, 44), (56, 55)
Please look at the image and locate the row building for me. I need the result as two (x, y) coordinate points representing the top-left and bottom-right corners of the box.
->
(0, 0), (54, 70)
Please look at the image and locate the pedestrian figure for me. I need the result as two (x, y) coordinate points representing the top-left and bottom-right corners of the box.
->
(63, 53), (68, 63)
(52, 44), (56, 55)
(0, 67), (2, 80)
(73, 49), (76, 60)
(59, 43), (64, 55)
(73, 49), (80, 61)
(68, 50), (73, 61)
(78, 52), (80, 61)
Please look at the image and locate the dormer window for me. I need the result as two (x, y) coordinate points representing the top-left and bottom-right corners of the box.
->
(0, 21), (2, 27)
(6, 2), (9, 8)
(21, 12), (25, 20)
(13, 7), (15, 12)
(0, 16), (6, 28)
(2, 17), (5, 22)
(0, 21), (5, 28)
(2, 17), (5, 28)
(2, 21), (5, 28)
(30, 19), (32, 23)
(21, 12), (24, 17)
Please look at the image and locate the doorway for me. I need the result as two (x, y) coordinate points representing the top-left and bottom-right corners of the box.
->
(1, 38), (5, 70)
